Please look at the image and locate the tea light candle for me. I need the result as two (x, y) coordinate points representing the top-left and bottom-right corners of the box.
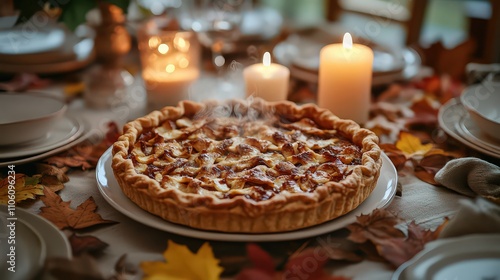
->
(138, 18), (201, 109)
(243, 52), (290, 101)
(317, 33), (373, 124)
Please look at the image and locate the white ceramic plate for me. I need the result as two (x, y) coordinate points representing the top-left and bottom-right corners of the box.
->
(0, 120), (91, 167)
(392, 234), (500, 280)
(96, 147), (397, 242)
(272, 26), (420, 86)
(0, 205), (72, 280)
(0, 37), (95, 74)
(0, 212), (47, 280)
(456, 115), (500, 153)
(0, 116), (85, 159)
(438, 98), (500, 159)
(0, 27), (65, 55)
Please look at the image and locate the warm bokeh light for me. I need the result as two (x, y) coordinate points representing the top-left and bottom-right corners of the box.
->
(158, 43), (169, 54)
(165, 64), (176, 73)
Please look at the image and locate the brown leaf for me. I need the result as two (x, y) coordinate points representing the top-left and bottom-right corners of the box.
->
(45, 254), (104, 280)
(406, 98), (439, 128)
(376, 220), (447, 267)
(43, 122), (120, 170)
(39, 188), (117, 230)
(347, 209), (405, 244)
(69, 234), (109, 256)
(415, 153), (454, 185)
(44, 154), (93, 170)
(35, 163), (69, 183)
(379, 144), (407, 171)
(36, 175), (64, 192)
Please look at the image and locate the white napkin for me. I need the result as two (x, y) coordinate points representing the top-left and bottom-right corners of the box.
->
(434, 157), (500, 203)
(439, 198), (500, 238)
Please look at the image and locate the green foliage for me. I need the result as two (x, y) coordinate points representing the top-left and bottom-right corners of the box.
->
(14, 0), (130, 31)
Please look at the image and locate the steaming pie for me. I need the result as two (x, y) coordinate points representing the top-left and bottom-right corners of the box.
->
(112, 99), (382, 233)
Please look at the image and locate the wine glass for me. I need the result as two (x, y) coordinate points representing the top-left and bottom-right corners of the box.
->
(178, 0), (251, 73)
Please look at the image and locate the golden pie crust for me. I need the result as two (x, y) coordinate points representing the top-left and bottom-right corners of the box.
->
(112, 99), (382, 233)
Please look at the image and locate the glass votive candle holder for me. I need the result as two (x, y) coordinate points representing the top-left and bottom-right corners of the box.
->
(138, 18), (200, 109)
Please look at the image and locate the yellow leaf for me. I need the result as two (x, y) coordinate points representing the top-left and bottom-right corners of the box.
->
(396, 132), (433, 159)
(141, 241), (223, 280)
(0, 174), (44, 204)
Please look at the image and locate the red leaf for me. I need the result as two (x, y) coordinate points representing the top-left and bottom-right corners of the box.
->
(69, 234), (108, 256)
(406, 98), (439, 127)
(246, 243), (275, 274)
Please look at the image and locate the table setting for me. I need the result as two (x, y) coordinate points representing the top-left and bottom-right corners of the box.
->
(1, 1), (500, 280)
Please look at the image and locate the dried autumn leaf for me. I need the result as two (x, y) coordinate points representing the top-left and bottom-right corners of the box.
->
(39, 187), (117, 230)
(396, 132), (433, 159)
(45, 154), (94, 170)
(406, 97), (439, 128)
(45, 253), (104, 280)
(379, 144), (407, 171)
(69, 234), (109, 256)
(141, 241), (223, 280)
(44, 122), (120, 170)
(376, 220), (448, 267)
(415, 153), (454, 185)
(347, 208), (405, 244)
(0, 174), (44, 204)
(35, 163), (69, 183)
(237, 244), (351, 280)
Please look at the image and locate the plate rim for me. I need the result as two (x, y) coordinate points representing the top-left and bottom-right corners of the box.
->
(0, 118), (91, 167)
(392, 234), (500, 280)
(0, 116), (85, 159)
(456, 116), (500, 153)
(96, 147), (397, 242)
(0, 205), (71, 259)
(438, 98), (500, 159)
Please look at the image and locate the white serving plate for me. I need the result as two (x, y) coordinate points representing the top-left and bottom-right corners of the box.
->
(96, 147), (397, 242)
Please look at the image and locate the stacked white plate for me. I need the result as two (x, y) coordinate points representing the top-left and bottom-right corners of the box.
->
(392, 234), (500, 279)
(0, 94), (91, 167)
(438, 98), (500, 159)
(272, 24), (421, 86)
(0, 23), (95, 74)
(0, 205), (71, 280)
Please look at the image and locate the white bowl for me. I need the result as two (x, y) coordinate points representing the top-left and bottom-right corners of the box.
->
(0, 94), (67, 146)
(460, 82), (500, 141)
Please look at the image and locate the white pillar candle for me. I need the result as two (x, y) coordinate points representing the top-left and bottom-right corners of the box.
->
(317, 33), (373, 124)
(243, 52), (290, 102)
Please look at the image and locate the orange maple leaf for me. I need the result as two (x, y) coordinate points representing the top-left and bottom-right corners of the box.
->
(39, 188), (117, 230)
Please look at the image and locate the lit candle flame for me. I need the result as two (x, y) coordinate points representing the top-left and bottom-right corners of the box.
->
(263, 52), (271, 67)
(343, 33), (352, 49)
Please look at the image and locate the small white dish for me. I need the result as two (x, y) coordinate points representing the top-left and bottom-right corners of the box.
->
(96, 147), (397, 242)
(392, 234), (500, 280)
(0, 115), (84, 159)
(460, 80), (500, 141)
(0, 94), (67, 146)
(438, 98), (500, 159)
